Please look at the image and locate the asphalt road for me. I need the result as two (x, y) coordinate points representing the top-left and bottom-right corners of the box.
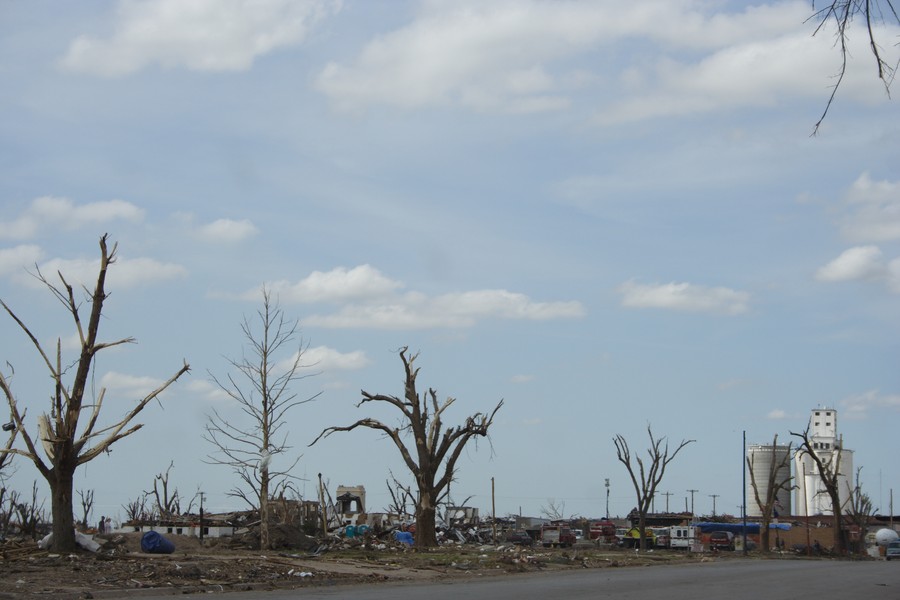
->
(143, 558), (900, 599)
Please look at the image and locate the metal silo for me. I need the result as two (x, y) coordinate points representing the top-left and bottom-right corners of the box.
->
(746, 444), (792, 518)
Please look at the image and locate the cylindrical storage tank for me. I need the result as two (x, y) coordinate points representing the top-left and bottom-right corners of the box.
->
(747, 444), (792, 518)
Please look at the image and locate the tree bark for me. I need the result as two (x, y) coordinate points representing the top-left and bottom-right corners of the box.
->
(260, 467), (270, 551)
(415, 493), (437, 548)
(50, 466), (76, 552)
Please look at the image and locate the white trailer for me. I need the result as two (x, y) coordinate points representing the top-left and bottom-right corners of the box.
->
(669, 526), (695, 550)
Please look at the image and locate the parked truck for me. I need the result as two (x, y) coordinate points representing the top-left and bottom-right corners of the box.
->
(540, 524), (577, 548)
(589, 520), (617, 544)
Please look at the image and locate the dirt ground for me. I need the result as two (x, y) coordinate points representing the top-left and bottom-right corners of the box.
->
(0, 532), (725, 599)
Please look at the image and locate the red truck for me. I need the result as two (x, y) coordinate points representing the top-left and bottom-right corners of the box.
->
(540, 524), (577, 548)
(589, 520), (617, 543)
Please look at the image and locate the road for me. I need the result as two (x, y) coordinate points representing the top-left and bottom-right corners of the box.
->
(142, 558), (900, 599)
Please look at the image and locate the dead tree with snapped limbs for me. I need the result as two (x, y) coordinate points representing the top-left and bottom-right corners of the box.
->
(312, 347), (502, 548)
(0, 235), (189, 552)
(791, 425), (848, 554)
(614, 426), (694, 552)
(747, 435), (794, 553)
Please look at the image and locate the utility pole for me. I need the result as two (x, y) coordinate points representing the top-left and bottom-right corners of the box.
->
(491, 477), (496, 545)
(199, 492), (205, 542)
(605, 478), (610, 519)
(709, 494), (719, 517)
(662, 491), (673, 513)
(687, 489), (699, 518)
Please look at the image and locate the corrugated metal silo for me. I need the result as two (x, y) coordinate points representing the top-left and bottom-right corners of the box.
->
(746, 444), (792, 518)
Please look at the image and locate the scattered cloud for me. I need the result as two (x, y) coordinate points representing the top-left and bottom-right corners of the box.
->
(840, 173), (900, 243)
(816, 246), (886, 282)
(766, 409), (788, 420)
(816, 246), (900, 293)
(196, 218), (259, 243)
(277, 345), (370, 373)
(246, 265), (583, 329)
(13, 255), (187, 290)
(0, 197), (143, 240)
(258, 265), (403, 304)
(0, 245), (43, 276)
(618, 280), (749, 315)
(99, 371), (169, 400)
(841, 390), (900, 419)
(313, 0), (895, 121)
(186, 379), (231, 402)
(60, 0), (341, 76)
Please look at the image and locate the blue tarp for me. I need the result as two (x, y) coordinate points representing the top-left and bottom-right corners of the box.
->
(692, 522), (791, 534)
(140, 530), (176, 554)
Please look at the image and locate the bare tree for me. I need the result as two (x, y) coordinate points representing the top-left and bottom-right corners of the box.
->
(613, 426), (694, 552)
(846, 466), (876, 554)
(312, 347), (503, 547)
(810, 1), (900, 133)
(540, 498), (567, 521)
(747, 436), (794, 553)
(148, 461), (181, 519)
(0, 235), (190, 552)
(791, 425), (847, 554)
(77, 489), (94, 529)
(204, 290), (320, 551)
(122, 493), (151, 523)
(15, 481), (45, 540)
(384, 471), (416, 519)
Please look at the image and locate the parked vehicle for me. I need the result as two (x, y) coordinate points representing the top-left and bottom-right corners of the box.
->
(669, 526), (695, 550)
(540, 524), (577, 548)
(886, 540), (900, 561)
(651, 528), (670, 549)
(589, 520), (617, 544)
(709, 531), (735, 551)
(621, 527), (656, 549)
(504, 530), (534, 546)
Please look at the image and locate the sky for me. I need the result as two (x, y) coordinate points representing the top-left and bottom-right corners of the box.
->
(0, 0), (898, 525)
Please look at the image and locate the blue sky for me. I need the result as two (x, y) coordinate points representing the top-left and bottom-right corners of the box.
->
(1, 0), (898, 523)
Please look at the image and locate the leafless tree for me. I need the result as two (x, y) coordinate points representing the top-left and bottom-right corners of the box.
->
(791, 425), (847, 554)
(122, 493), (151, 523)
(0, 235), (190, 552)
(540, 498), (567, 521)
(747, 435), (794, 553)
(613, 426), (694, 552)
(148, 461), (181, 519)
(810, 1), (899, 133)
(312, 347), (503, 547)
(77, 488), (94, 529)
(15, 481), (45, 540)
(384, 470), (416, 518)
(204, 289), (320, 551)
(846, 466), (876, 554)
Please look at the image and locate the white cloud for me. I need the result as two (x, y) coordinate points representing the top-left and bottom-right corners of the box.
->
(197, 218), (259, 243)
(256, 265), (584, 329)
(186, 379), (231, 403)
(840, 173), (900, 243)
(99, 371), (168, 400)
(60, 0), (341, 76)
(15, 255), (187, 290)
(313, 0), (894, 120)
(305, 287), (585, 329)
(618, 280), (749, 315)
(0, 245), (43, 276)
(816, 246), (886, 282)
(0, 197), (144, 240)
(258, 265), (404, 304)
(766, 409), (788, 420)
(841, 390), (900, 419)
(305, 346), (369, 371)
